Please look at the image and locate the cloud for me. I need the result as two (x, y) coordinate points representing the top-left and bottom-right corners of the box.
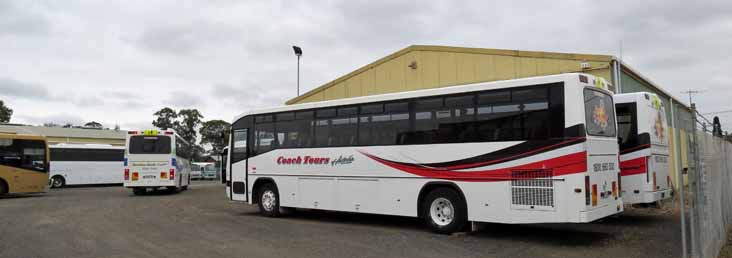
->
(0, 1), (51, 37)
(0, 1), (731, 129)
(165, 91), (201, 108)
(72, 96), (104, 107)
(0, 77), (52, 100)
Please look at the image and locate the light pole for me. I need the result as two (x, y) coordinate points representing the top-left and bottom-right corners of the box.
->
(292, 46), (303, 96)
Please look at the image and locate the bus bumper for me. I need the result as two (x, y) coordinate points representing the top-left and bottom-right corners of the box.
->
(641, 189), (672, 203)
(579, 202), (623, 222)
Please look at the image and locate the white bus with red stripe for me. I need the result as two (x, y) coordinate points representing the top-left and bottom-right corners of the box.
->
(615, 92), (671, 204)
(123, 130), (191, 195)
(226, 73), (623, 233)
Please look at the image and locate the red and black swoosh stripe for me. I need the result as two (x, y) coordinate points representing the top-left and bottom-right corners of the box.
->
(363, 137), (586, 171)
(360, 150), (587, 182)
(357, 137), (588, 181)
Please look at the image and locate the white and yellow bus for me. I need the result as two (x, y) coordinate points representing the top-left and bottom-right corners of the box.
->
(123, 130), (191, 195)
(0, 133), (49, 195)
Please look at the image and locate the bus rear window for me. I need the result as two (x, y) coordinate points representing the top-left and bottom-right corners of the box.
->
(129, 136), (171, 154)
(584, 89), (616, 137)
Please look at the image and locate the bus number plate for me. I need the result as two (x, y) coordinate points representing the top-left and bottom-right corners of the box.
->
(143, 175), (156, 179)
(593, 162), (615, 172)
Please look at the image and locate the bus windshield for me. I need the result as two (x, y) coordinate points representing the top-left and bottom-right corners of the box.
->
(584, 89), (616, 137)
(129, 136), (171, 154)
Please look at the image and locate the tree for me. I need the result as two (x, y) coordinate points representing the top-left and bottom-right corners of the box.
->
(152, 107), (178, 130)
(84, 121), (103, 129)
(0, 100), (12, 123)
(200, 120), (231, 155)
(175, 109), (204, 147)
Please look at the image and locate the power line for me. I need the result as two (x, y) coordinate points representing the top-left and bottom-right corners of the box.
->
(704, 109), (732, 115)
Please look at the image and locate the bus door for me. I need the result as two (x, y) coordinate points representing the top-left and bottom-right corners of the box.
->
(230, 128), (248, 202)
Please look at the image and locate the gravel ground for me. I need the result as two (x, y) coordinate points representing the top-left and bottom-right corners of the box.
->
(0, 182), (681, 258)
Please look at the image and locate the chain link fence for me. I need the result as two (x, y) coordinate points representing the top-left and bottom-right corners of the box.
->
(684, 105), (732, 258)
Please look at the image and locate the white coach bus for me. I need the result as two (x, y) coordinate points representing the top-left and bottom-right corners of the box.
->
(123, 130), (191, 195)
(226, 73), (623, 233)
(615, 92), (671, 204)
(49, 144), (125, 188)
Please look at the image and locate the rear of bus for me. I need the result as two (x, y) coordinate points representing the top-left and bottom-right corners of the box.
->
(576, 75), (623, 221)
(645, 94), (671, 202)
(0, 134), (49, 195)
(123, 130), (181, 193)
(615, 93), (671, 204)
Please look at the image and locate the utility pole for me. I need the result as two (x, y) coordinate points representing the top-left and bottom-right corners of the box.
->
(682, 90), (703, 105)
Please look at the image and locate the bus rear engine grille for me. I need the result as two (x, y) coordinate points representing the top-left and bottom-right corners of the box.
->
(510, 169), (554, 207)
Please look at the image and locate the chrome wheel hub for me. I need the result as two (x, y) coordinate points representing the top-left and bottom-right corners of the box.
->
(262, 190), (276, 211)
(429, 197), (454, 226)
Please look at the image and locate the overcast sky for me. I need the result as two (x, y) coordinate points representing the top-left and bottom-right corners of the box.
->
(0, 0), (730, 130)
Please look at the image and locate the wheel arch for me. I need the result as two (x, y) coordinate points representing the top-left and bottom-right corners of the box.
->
(417, 181), (467, 218)
(251, 177), (276, 204)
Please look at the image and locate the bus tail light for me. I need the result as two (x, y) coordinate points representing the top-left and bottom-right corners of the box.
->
(132, 172), (139, 181)
(160, 171), (167, 179)
(128, 131), (138, 135)
(585, 176), (591, 206)
(170, 169), (175, 180)
(618, 173), (622, 197)
(164, 131), (174, 135)
(591, 184), (598, 206)
(612, 181), (617, 199)
(653, 172), (657, 190)
(124, 169), (130, 180)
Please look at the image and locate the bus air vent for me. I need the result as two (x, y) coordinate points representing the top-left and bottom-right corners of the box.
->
(510, 169), (555, 208)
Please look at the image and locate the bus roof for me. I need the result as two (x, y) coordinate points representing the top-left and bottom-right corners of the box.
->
(233, 73), (611, 122)
(614, 92), (660, 105)
(50, 143), (125, 150)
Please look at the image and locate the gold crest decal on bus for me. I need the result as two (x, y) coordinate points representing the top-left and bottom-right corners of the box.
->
(143, 130), (158, 135)
(592, 102), (609, 131)
(654, 110), (665, 140)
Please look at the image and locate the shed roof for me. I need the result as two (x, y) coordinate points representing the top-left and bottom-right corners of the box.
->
(0, 124), (126, 139)
(286, 45), (613, 104)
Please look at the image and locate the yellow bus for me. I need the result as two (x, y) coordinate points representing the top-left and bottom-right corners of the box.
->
(0, 133), (49, 194)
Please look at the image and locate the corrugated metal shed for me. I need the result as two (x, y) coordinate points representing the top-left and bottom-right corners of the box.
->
(285, 45), (694, 189)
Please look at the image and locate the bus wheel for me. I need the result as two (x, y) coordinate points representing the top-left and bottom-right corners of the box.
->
(0, 179), (7, 194)
(132, 188), (146, 196)
(422, 188), (467, 234)
(257, 183), (281, 217)
(51, 176), (66, 188)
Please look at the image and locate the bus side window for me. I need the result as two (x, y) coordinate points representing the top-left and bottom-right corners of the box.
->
(0, 139), (46, 172)
(254, 115), (275, 155)
(232, 129), (248, 163)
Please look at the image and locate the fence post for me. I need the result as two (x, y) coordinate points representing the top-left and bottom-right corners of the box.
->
(689, 103), (701, 258)
(671, 99), (689, 258)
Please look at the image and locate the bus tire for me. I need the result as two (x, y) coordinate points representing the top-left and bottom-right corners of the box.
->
(257, 183), (281, 217)
(132, 188), (146, 196)
(181, 185), (188, 191)
(0, 179), (7, 194)
(422, 187), (467, 234)
(167, 186), (179, 193)
(51, 176), (66, 188)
